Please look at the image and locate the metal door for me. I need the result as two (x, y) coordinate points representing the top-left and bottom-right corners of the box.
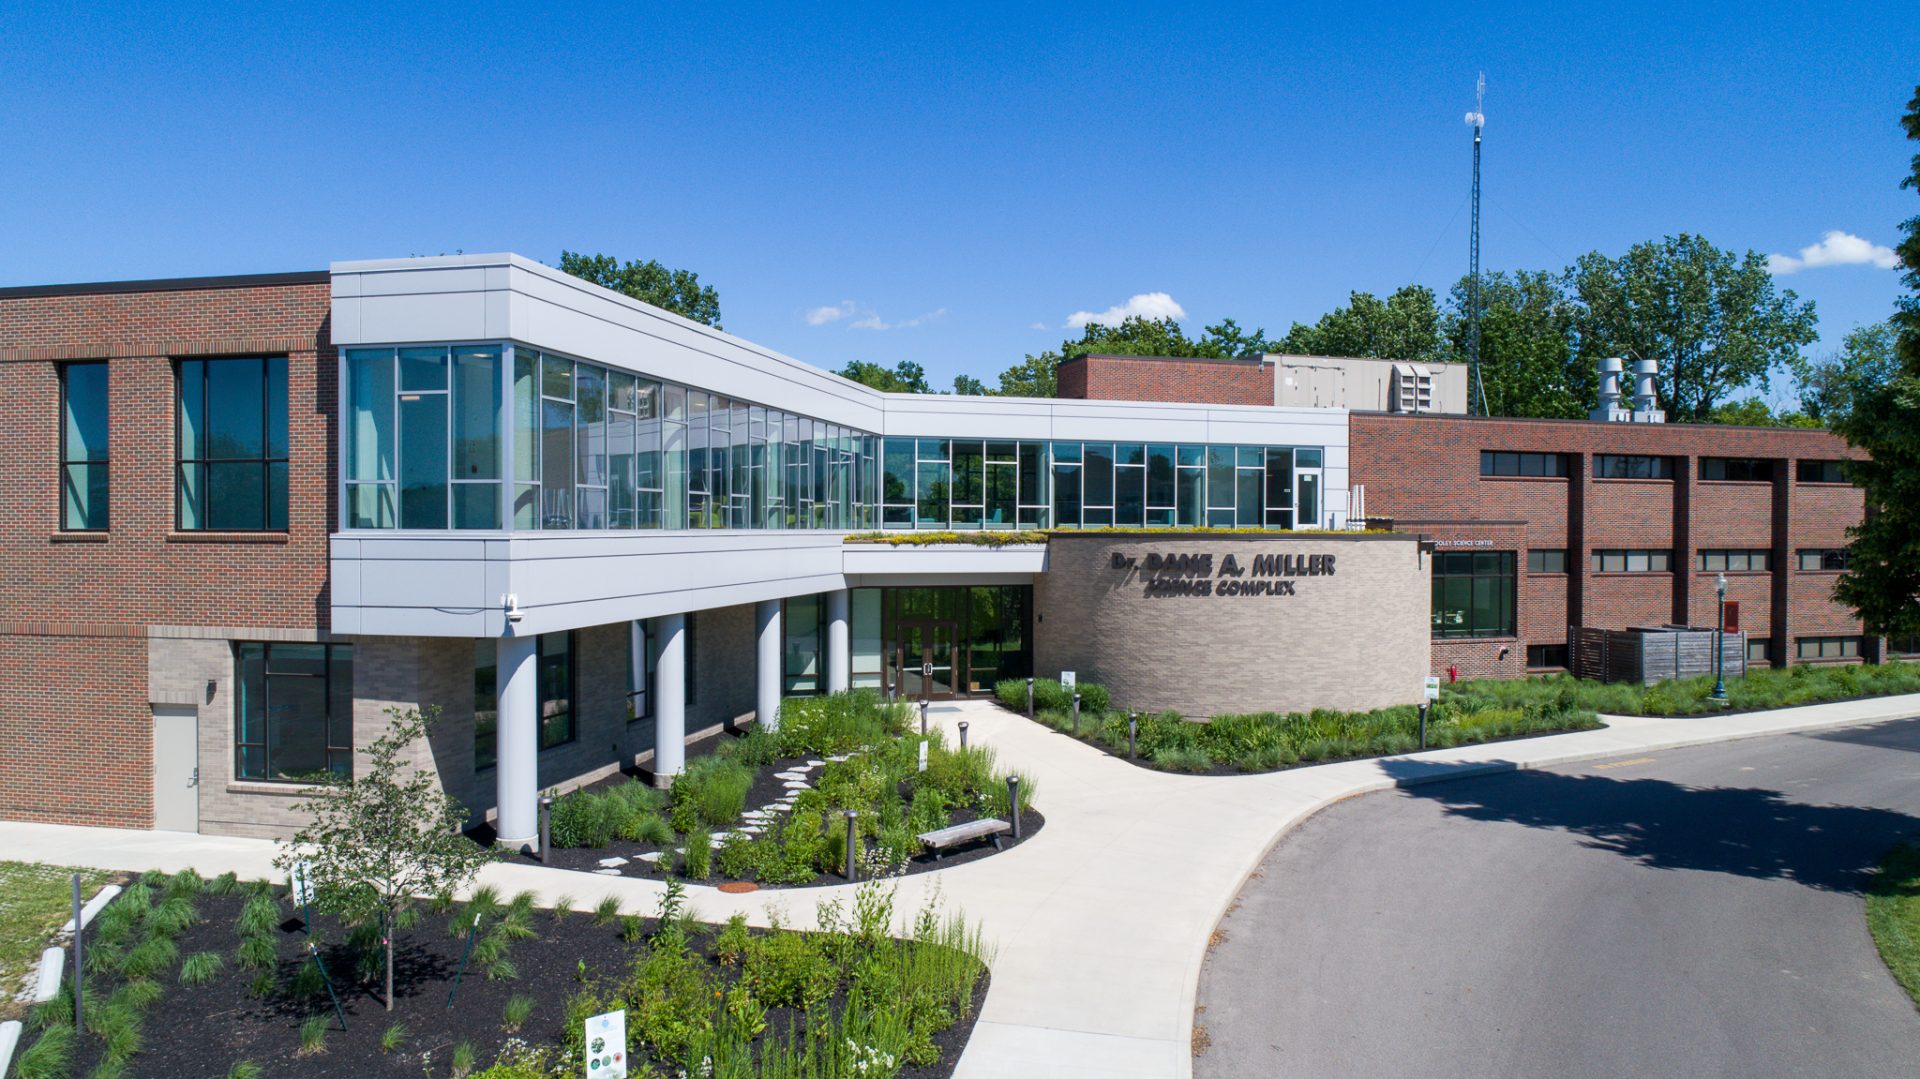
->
(151, 705), (200, 833)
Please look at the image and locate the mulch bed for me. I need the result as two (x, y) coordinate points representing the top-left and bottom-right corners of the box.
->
(68, 889), (985, 1078)
(521, 738), (1045, 888)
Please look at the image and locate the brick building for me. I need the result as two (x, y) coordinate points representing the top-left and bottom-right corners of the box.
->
(0, 256), (1899, 840)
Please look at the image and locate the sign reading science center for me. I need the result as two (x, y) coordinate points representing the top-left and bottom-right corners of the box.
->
(1110, 550), (1340, 598)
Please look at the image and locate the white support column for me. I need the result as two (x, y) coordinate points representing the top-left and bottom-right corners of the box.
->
(494, 635), (539, 851)
(756, 599), (783, 731)
(826, 589), (851, 693)
(653, 613), (687, 787)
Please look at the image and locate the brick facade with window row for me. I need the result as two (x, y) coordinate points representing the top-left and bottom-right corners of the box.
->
(1056, 353), (1274, 406)
(1348, 411), (1871, 680)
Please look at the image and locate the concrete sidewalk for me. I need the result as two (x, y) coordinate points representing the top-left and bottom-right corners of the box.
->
(8, 692), (1919, 1078)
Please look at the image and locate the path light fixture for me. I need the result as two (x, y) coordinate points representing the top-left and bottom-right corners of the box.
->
(1127, 712), (1138, 759)
(1072, 692), (1081, 733)
(1007, 776), (1022, 839)
(958, 720), (969, 749)
(843, 810), (859, 882)
(1418, 702), (1430, 749)
(1712, 572), (1729, 703)
(1026, 677), (1034, 718)
(538, 794), (555, 863)
(920, 698), (929, 735)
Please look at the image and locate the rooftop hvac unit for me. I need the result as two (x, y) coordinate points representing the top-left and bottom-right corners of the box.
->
(1389, 363), (1434, 413)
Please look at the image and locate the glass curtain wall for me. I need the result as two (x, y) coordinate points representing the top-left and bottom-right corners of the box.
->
(347, 342), (878, 531)
(880, 438), (1323, 530)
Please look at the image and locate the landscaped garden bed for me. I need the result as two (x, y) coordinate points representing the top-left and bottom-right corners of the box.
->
(17, 869), (987, 1078)
(0, 861), (115, 1022)
(1446, 661), (1920, 718)
(995, 678), (1602, 775)
(536, 691), (1041, 887)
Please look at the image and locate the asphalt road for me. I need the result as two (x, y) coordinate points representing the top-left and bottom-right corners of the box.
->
(1195, 717), (1920, 1079)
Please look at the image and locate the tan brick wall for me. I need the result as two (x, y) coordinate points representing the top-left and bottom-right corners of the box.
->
(1034, 535), (1429, 717)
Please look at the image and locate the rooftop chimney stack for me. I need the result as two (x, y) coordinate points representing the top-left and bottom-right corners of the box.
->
(1590, 355), (1665, 424)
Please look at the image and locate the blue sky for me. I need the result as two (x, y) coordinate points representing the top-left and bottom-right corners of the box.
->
(2, 2), (1915, 397)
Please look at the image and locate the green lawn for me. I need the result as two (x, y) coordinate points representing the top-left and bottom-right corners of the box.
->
(0, 861), (113, 1019)
(1868, 840), (1920, 1010)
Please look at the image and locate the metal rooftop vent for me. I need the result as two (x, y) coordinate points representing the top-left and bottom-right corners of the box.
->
(1590, 356), (1665, 423)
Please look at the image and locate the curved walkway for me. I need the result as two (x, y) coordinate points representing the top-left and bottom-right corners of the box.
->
(7, 692), (1920, 1078)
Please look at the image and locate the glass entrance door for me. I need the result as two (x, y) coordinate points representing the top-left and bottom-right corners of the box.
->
(893, 619), (958, 700)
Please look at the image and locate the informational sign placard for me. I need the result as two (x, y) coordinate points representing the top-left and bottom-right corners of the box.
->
(1423, 676), (1441, 701)
(584, 1008), (627, 1077)
(290, 860), (315, 907)
(1060, 671), (1076, 693)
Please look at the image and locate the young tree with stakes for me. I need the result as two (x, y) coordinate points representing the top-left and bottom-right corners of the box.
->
(276, 707), (495, 1011)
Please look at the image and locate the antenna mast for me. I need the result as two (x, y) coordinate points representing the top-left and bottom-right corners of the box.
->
(1464, 73), (1487, 417)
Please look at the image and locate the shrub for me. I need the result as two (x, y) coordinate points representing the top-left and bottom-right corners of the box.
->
(684, 828), (712, 880)
(744, 931), (836, 1009)
(236, 932), (276, 970)
(122, 936), (179, 980)
(776, 690), (907, 755)
(671, 757), (753, 829)
(179, 950), (223, 986)
(720, 724), (781, 767)
(715, 833), (767, 880)
(236, 892), (280, 937)
(715, 914), (752, 966)
(549, 781), (667, 848)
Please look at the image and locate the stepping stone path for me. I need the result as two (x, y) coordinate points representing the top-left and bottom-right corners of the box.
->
(774, 771), (809, 781)
(636, 851), (663, 863)
(593, 869), (621, 876)
(596, 856), (629, 868)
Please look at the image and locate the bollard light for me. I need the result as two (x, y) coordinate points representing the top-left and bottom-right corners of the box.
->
(843, 809), (859, 882)
(1418, 703), (1429, 750)
(1026, 677), (1034, 719)
(920, 698), (929, 735)
(958, 720), (970, 749)
(1006, 776), (1022, 839)
(538, 795), (555, 863)
(1072, 692), (1081, 733)
(1127, 712), (1138, 759)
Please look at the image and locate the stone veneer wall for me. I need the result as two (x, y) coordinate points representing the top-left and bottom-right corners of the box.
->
(1034, 535), (1429, 718)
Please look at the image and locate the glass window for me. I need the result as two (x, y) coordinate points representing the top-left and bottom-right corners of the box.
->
(59, 362), (109, 530)
(347, 349), (397, 528)
(1700, 457), (1774, 482)
(1083, 443), (1115, 508)
(1526, 549), (1567, 573)
(1748, 638), (1773, 664)
(1796, 459), (1849, 484)
(1698, 549), (1770, 572)
(399, 384), (448, 529)
(178, 357), (288, 531)
(1797, 548), (1850, 571)
(1796, 636), (1861, 659)
(474, 640), (498, 770)
(234, 642), (353, 781)
(1526, 643), (1568, 669)
(784, 594), (825, 695)
(539, 632), (575, 749)
(1480, 451), (1567, 478)
(1592, 548), (1672, 573)
(1595, 454), (1673, 479)
(851, 588), (884, 690)
(451, 346), (502, 528)
(1432, 551), (1515, 638)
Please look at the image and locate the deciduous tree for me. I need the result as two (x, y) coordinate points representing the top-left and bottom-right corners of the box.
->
(559, 251), (723, 328)
(1790, 322), (1900, 423)
(1833, 84), (1920, 643)
(276, 707), (494, 1011)
(1278, 285), (1449, 362)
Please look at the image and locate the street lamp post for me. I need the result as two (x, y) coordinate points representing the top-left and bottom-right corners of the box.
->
(1712, 572), (1728, 702)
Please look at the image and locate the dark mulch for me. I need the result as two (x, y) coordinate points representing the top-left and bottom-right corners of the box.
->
(520, 734), (1044, 888)
(67, 888), (985, 1078)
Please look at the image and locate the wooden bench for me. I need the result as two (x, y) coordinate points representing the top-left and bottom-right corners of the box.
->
(917, 818), (1012, 859)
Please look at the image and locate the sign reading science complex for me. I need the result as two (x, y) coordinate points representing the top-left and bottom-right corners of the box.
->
(1110, 550), (1339, 598)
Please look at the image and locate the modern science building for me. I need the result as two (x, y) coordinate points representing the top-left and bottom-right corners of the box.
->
(0, 254), (1889, 842)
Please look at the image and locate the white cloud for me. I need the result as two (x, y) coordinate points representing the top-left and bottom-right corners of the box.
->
(805, 301), (856, 326)
(1029, 321), (1051, 331)
(852, 308), (946, 331)
(1767, 231), (1900, 275)
(1064, 291), (1187, 329)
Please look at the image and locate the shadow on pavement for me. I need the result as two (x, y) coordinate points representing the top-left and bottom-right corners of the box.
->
(1802, 715), (1920, 755)
(1377, 756), (1920, 895)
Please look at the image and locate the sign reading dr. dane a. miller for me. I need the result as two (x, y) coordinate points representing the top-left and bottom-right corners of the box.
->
(584, 1008), (626, 1077)
(1111, 549), (1340, 598)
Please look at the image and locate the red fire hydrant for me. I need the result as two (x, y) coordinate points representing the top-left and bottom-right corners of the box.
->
(1447, 664), (1459, 683)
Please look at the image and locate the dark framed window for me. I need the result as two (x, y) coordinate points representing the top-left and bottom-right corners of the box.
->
(474, 640), (498, 770)
(1890, 635), (1920, 656)
(1796, 636), (1860, 660)
(1432, 551), (1515, 639)
(1526, 549), (1567, 573)
(1697, 549), (1771, 572)
(1748, 638), (1773, 664)
(538, 632), (575, 749)
(59, 361), (109, 530)
(235, 642), (353, 782)
(1526, 643), (1568, 669)
(1592, 549), (1673, 573)
(1797, 548), (1850, 571)
(1796, 459), (1849, 484)
(1594, 454), (1672, 479)
(1700, 457), (1774, 482)
(783, 594), (827, 695)
(1480, 451), (1568, 478)
(177, 356), (288, 530)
